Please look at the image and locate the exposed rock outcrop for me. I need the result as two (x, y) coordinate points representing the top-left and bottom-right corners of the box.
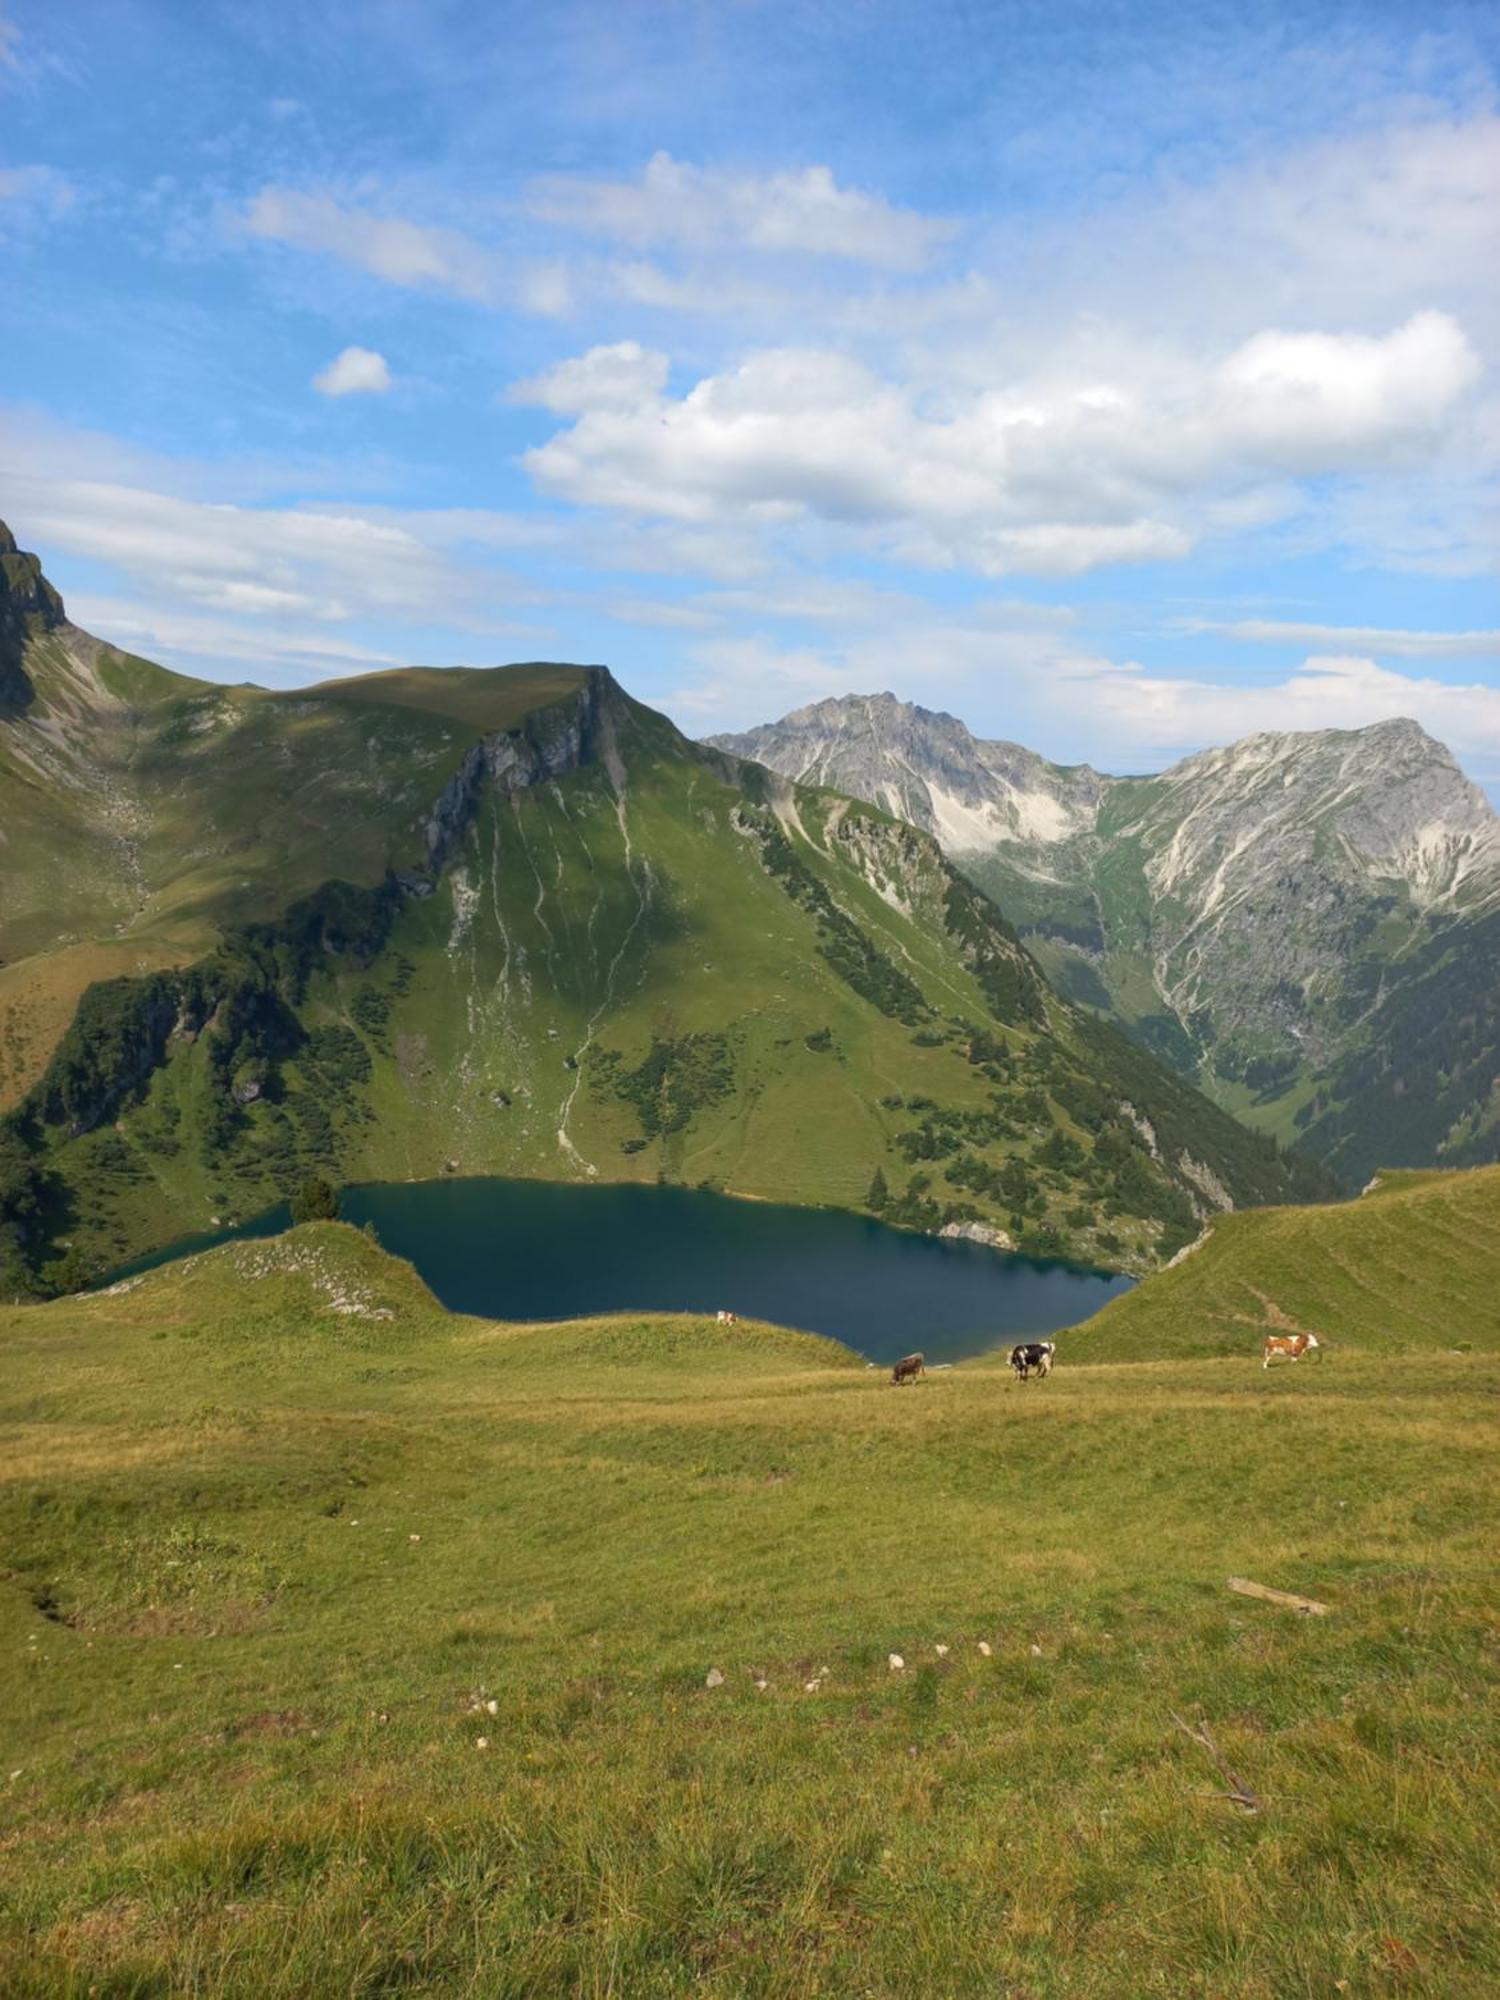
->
(422, 667), (619, 872)
(938, 1219), (1016, 1250)
(0, 519), (67, 715)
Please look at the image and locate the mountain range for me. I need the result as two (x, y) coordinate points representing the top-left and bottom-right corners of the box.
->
(0, 522), (1329, 1293)
(711, 693), (1500, 1183)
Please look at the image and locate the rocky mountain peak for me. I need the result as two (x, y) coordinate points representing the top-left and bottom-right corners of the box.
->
(708, 690), (1104, 857)
(0, 520), (68, 714)
(1140, 714), (1500, 911)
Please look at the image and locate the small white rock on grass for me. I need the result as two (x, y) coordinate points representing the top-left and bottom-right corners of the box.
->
(1029, 1644), (1043, 1658)
(934, 1644), (949, 1657)
(485, 1698), (499, 1715)
(977, 1641), (992, 1657)
(888, 1653), (905, 1672)
(705, 1668), (725, 1688)
(475, 1737), (490, 1751)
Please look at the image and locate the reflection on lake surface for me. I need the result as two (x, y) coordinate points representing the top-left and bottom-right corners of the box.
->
(111, 1176), (1132, 1367)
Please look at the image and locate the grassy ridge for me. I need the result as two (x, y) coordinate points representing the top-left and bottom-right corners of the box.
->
(2, 1212), (1497, 1995)
(1070, 1163), (1500, 1360)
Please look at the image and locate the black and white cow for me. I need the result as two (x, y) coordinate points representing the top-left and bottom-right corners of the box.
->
(1009, 1341), (1055, 1381)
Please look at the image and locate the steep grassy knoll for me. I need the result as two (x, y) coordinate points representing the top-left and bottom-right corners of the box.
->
(2, 1220), (1496, 1995)
(1069, 1164), (1500, 1361)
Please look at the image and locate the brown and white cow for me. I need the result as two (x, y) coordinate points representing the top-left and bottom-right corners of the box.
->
(1263, 1332), (1320, 1369)
(891, 1352), (926, 1385)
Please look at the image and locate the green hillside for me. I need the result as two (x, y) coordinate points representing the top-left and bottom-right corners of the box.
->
(0, 530), (1330, 1292)
(1068, 1164), (1500, 1360)
(2, 1219), (1496, 1995)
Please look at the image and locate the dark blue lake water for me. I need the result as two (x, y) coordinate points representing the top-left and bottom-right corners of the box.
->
(109, 1177), (1131, 1366)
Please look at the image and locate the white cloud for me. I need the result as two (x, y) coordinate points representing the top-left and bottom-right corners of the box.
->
(673, 635), (875, 718)
(521, 314), (1482, 577)
(528, 152), (956, 272)
(510, 341), (669, 413)
(312, 346), (393, 398)
(244, 186), (497, 301)
(1200, 620), (1500, 659)
(6, 477), (463, 622)
(1215, 312), (1481, 472)
(1073, 654), (1500, 763)
(65, 595), (409, 681)
(1160, 116), (1500, 338)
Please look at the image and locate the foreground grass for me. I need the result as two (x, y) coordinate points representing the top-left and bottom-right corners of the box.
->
(2, 1223), (1497, 1996)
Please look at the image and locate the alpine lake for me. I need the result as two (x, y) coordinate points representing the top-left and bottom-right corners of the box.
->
(104, 1177), (1133, 1368)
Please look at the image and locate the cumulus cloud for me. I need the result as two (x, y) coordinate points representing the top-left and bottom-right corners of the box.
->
(312, 345), (393, 397)
(245, 186), (497, 301)
(528, 152), (955, 272)
(510, 341), (669, 413)
(1215, 312), (1480, 472)
(520, 314), (1482, 577)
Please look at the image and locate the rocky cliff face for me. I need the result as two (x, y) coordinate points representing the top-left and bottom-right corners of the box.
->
(711, 694), (1500, 1175)
(0, 520), (67, 714)
(422, 667), (620, 871)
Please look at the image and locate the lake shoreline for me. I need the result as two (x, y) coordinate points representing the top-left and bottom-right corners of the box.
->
(94, 1173), (1133, 1368)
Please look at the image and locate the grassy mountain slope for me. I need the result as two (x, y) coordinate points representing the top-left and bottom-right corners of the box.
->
(1068, 1164), (1500, 1361)
(1, 530), (1329, 1288)
(0, 546), (597, 1111)
(2, 1220), (1496, 1995)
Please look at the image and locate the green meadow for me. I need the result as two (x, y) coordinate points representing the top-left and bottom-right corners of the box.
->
(2, 1171), (1498, 1995)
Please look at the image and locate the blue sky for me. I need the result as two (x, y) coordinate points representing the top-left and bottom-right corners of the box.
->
(3, 0), (1498, 790)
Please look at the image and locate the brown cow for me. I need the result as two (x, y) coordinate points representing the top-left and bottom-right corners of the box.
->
(1263, 1332), (1320, 1369)
(891, 1352), (926, 1385)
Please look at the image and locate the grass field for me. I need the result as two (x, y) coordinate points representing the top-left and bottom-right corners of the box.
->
(1070, 1164), (1500, 1359)
(2, 1172), (1497, 1995)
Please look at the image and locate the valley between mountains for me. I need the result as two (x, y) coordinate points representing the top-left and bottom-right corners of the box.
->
(0, 523), (1325, 1293)
(713, 691), (1500, 1183)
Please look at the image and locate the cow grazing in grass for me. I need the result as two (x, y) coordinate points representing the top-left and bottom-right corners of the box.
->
(891, 1352), (926, 1385)
(715, 1310), (738, 1326)
(1263, 1332), (1320, 1369)
(1009, 1341), (1055, 1381)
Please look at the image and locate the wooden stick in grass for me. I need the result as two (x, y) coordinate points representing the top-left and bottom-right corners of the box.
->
(1227, 1577), (1330, 1615)
(1170, 1710), (1264, 1814)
